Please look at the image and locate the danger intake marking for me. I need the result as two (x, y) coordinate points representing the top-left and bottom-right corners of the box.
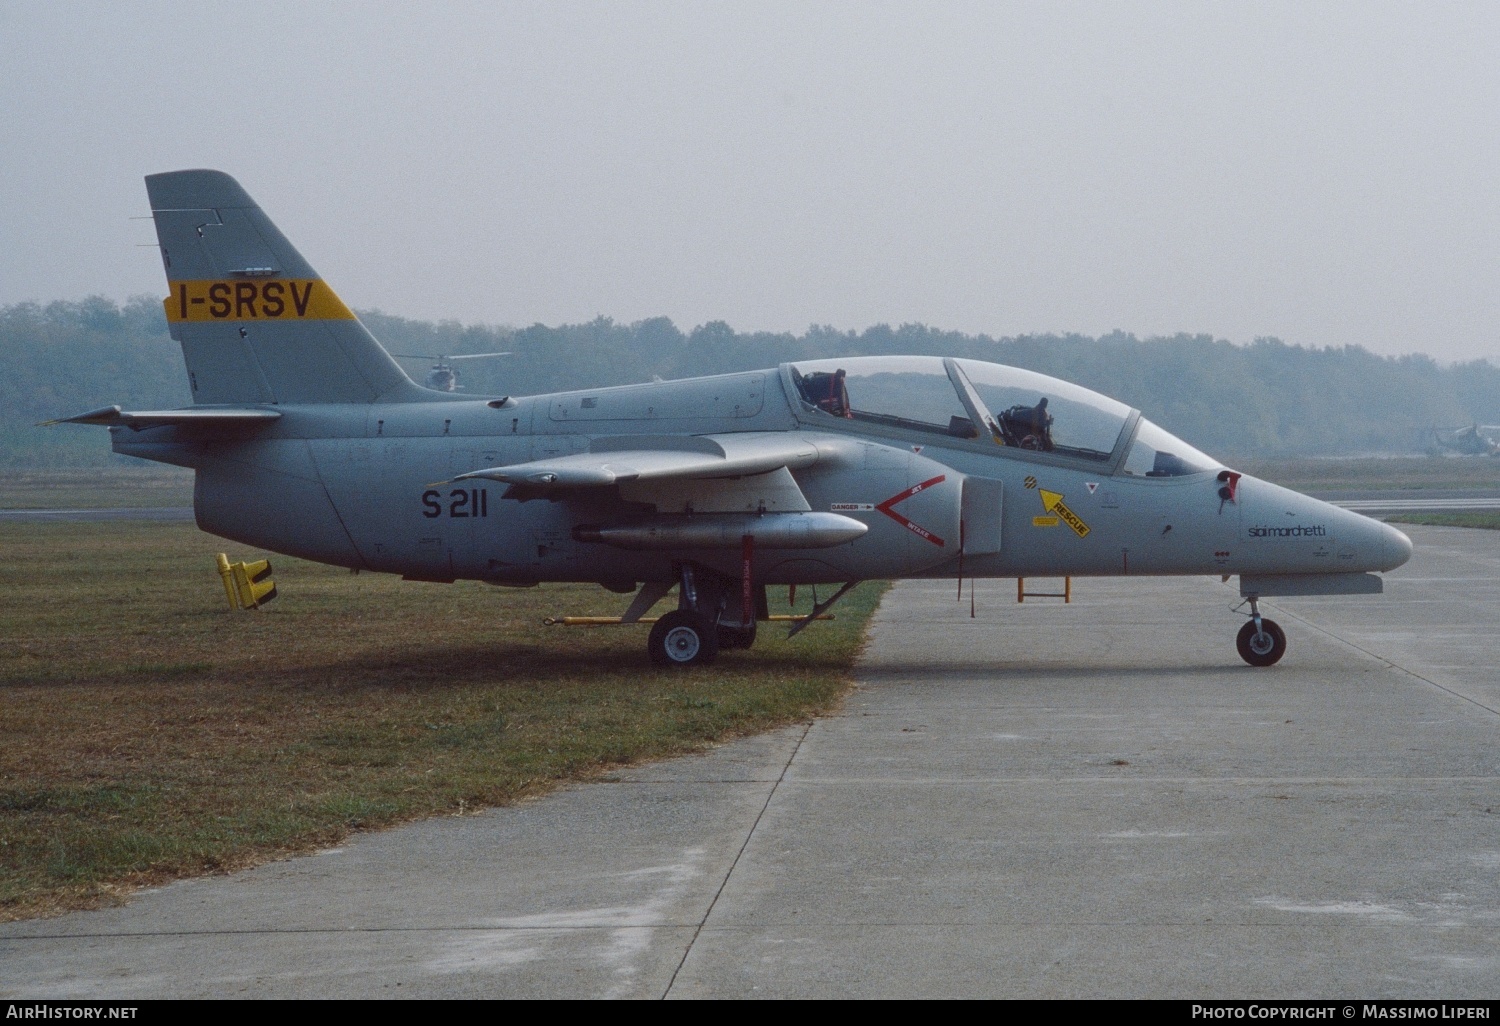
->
(164, 280), (356, 323)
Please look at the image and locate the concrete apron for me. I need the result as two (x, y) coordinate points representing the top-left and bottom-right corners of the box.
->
(3, 524), (1497, 998)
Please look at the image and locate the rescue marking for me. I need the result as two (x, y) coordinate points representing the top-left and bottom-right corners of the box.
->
(1032, 516), (1059, 527)
(1023, 476), (1037, 489)
(1085, 482), (1098, 494)
(876, 474), (947, 547)
(1038, 489), (1090, 538)
(164, 279), (356, 323)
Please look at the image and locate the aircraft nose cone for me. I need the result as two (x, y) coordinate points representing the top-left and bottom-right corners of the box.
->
(1382, 521), (1414, 571)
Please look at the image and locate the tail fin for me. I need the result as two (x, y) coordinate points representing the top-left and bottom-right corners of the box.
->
(148, 169), (426, 404)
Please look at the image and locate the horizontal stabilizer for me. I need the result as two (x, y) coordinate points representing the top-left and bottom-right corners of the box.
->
(454, 433), (819, 488)
(44, 405), (282, 430)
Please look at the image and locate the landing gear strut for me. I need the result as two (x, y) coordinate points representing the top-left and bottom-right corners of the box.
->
(646, 562), (766, 667)
(1236, 597), (1286, 667)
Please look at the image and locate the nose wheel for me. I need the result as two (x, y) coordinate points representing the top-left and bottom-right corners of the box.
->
(1236, 599), (1286, 666)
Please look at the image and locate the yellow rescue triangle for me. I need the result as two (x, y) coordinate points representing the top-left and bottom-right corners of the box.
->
(1039, 489), (1090, 538)
(165, 279), (356, 323)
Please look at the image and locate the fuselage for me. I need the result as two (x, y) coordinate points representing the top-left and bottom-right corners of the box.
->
(110, 358), (1412, 590)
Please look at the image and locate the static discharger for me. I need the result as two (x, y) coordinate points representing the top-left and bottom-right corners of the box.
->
(216, 553), (278, 609)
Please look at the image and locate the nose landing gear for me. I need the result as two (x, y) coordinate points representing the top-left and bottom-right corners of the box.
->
(1236, 597), (1286, 667)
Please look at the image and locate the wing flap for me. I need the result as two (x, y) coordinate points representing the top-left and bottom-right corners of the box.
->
(454, 432), (818, 488)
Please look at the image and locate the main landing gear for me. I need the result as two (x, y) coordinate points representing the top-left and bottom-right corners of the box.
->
(1235, 597), (1286, 667)
(647, 563), (767, 668)
(648, 609), (719, 667)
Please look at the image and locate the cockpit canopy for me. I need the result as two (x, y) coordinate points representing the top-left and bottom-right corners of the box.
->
(786, 355), (1220, 477)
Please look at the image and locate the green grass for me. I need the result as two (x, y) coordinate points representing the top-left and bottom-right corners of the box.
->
(0, 519), (885, 920)
(1386, 511), (1500, 531)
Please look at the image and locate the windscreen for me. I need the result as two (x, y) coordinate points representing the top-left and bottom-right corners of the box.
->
(1119, 419), (1221, 477)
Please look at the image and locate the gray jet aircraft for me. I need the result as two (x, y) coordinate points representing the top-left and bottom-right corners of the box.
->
(56, 170), (1412, 668)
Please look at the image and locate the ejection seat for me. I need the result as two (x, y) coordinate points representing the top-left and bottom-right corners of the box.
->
(798, 368), (852, 418)
(998, 396), (1054, 450)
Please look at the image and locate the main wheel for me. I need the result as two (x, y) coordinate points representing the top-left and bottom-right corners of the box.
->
(1236, 618), (1287, 667)
(648, 610), (719, 667)
(717, 620), (757, 650)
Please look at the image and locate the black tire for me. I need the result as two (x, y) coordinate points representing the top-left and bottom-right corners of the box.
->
(1236, 618), (1287, 667)
(717, 621), (757, 650)
(648, 610), (719, 667)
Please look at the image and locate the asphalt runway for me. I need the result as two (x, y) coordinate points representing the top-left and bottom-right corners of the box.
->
(3, 524), (1497, 998)
(0, 507), (193, 522)
(1332, 497), (1500, 513)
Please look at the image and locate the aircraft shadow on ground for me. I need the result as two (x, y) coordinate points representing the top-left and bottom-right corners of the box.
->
(242, 640), (847, 695)
(265, 644), (651, 693)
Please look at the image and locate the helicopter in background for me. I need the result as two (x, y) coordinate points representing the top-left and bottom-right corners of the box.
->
(392, 352), (511, 392)
(1432, 423), (1500, 456)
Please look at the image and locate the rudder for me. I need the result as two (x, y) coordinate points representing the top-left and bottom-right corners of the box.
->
(148, 169), (425, 404)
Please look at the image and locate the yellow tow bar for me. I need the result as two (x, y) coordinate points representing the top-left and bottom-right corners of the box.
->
(543, 614), (834, 627)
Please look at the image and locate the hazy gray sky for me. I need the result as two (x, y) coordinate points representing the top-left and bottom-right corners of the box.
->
(4, 1), (1498, 362)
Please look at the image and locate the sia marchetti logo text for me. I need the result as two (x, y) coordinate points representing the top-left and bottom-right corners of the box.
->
(1248, 524), (1328, 538)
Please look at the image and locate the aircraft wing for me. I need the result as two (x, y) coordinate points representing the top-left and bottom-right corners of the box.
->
(44, 406), (283, 429)
(455, 432), (819, 487)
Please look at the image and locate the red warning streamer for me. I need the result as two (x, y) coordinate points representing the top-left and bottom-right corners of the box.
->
(741, 534), (754, 628)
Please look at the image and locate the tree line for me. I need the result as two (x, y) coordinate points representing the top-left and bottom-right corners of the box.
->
(4, 296), (1497, 467)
